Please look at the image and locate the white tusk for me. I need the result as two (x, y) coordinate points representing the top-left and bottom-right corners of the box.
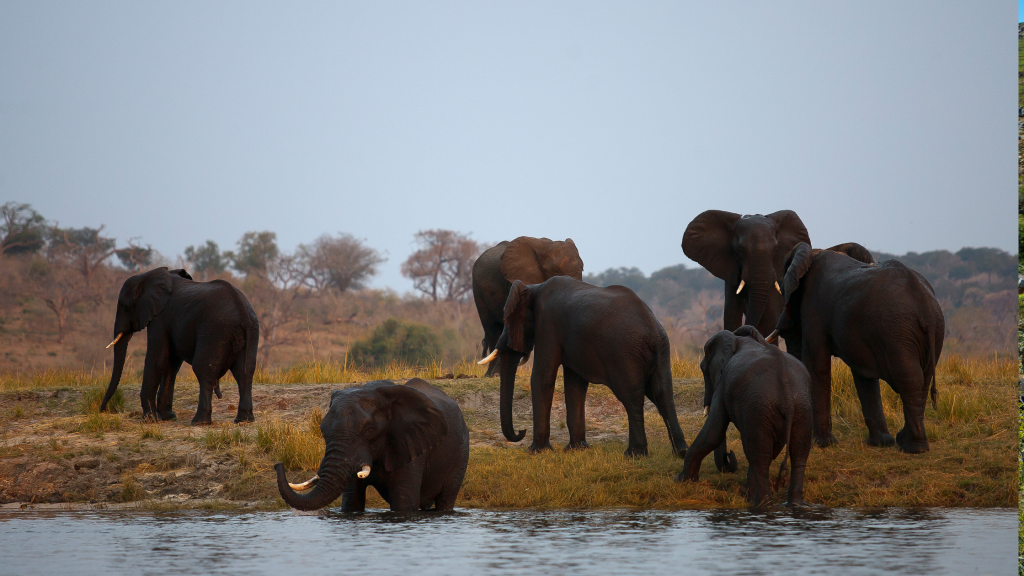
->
(288, 474), (319, 491)
(735, 280), (745, 295)
(765, 329), (779, 344)
(518, 352), (531, 366)
(775, 281), (782, 294)
(477, 349), (499, 365)
(356, 465), (371, 479)
(105, 333), (123, 349)
(703, 406), (709, 417)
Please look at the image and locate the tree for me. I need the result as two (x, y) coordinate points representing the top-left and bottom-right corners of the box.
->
(232, 231), (278, 277)
(401, 229), (481, 301)
(244, 252), (309, 365)
(299, 233), (385, 293)
(115, 238), (154, 272)
(24, 256), (97, 343)
(46, 225), (116, 283)
(184, 240), (228, 278)
(0, 202), (47, 255)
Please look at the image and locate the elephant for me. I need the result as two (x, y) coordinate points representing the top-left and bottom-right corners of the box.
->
(676, 326), (812, 507)
(275, 378), (470, 512)
(766, 242), (944, 454)
(472, 236), (584, 377)
(478, 276), (688, 457)
(682, 210), (810, 337)
(100, 267), (260, 425)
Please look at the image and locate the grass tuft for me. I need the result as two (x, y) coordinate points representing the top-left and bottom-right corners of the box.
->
(81, 386), (124, 414)
(255, 416), (323, 471)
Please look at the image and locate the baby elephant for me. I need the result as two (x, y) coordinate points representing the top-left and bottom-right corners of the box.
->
(275, 378), (469, 512)
(676, 326), (813, 507)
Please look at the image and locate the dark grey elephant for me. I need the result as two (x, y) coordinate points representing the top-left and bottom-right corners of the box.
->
(682, 210), (810, 337)
(472, 236), (584, 376)
(479, 276), (687, 457)
(101, 267), (259, 425)
(767, 242), (944, 453)
(275, 378), (469, 512)
(676, 326), (812, 507)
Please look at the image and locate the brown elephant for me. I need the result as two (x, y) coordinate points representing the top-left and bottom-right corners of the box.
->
(682, 210), (810, 337)
(472, 237), (584, 376)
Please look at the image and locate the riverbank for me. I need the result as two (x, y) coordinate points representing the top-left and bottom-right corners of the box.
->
(0, 357), (1015, 509)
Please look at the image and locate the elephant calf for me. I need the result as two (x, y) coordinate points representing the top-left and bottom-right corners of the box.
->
(276, 379), (470, 512)
(677, 326), (813, 507)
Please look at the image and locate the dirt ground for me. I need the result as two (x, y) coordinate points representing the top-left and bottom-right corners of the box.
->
(0, 377), (708, 508)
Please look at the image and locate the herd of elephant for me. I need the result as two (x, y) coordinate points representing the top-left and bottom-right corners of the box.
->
(97, 210), (944, 511)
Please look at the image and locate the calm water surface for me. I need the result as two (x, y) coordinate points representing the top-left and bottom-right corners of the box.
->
(0, 508), (1014, 575)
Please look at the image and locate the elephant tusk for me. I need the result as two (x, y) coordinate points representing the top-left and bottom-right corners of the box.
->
(105, 333), (123, 349)
(703, 406), (709, 417)
(775, 281), (782, 294)
(765, 330), (779, 344)
(735, 280), (745, 295)
(356, 465), (371, 479)
(288, 475), (319, 491)
(518, 352), (531, 366)
(478, 349), (499, 365)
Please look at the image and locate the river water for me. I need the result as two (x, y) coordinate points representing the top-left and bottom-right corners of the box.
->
(0, 508), (1014, 575)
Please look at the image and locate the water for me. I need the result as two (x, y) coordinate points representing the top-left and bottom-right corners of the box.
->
(0, 508), (1014, 575)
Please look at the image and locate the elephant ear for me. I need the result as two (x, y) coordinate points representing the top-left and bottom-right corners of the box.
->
(766, 210), (811, 275)
(682, 210), (742, 281)
(825, 242), (875, 265)
(733, 325), (767, 345)
(168, 268), (193, 280)
(780, 243), (814, 307)
(541, 238), (584, 280)
(131, 267), (174, 331)
(500, 237), (548, 285)
(503, 280), (532, 353)
(377, 383), (448, 472)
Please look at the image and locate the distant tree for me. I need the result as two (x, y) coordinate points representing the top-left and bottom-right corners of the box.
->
(46, 225), (116, 283)
(232, 231), (279, 277)
(184, 240), (228, 277)
(956, 247), (1012, 283)
(299, 233), (385, 293)
(244, 251), (310, 365)
(348, 318), (443, 366)
(401, 229), (481, 301)
(0, 202), (47, 255)
(115, 238), (154, 272)
(24, 256), (98, 343)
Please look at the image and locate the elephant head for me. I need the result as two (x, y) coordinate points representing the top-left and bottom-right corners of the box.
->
(700, 325), (767, 413)
(100, 267), (192, 412)
(768, 242), (874, 342)
(275, 381), (448, 511)
(499, 237), (584, 284)
(682, 210), (810, 335)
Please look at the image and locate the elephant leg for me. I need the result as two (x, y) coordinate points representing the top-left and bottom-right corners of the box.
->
(786, 408), (814, 506)
(230, 358), (255, 423)
(713, 435), (738, 473)
(645, 367), (688, 457)
(340, 483), (367, 512)
(526, 351), (559, 453)
(892, 371), (929, 454)
(386, 464), (425, 512)
(722, 291), (743, 332)
(563, 367), (590, 451)
(610, 375), (648, 457)
(156, 356), (183, 421)
(676, 400), (730, 482)
(851, 373), (894, 447)
(483, 323), (503, 377)
(191, 368), (217, 426)
(140, 338), (169, 421)
(805, 348), (836, 448)
(741, 429), (774, 507)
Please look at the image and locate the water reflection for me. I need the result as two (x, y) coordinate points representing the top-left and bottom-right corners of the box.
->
(0, 508), (1013, 576)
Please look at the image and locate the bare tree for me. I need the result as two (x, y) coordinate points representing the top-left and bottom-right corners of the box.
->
(115, 238), (154, 272)
(245, 253), (310, 365)
(299, 233), (385, 293)
(47, 225), (116, 284)
(24, 257), (97, 343)
(401, 230), (481, 301)
(0, 202), (47, 255)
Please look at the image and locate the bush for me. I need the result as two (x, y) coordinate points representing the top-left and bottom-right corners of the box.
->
(348, 318), (444, 366)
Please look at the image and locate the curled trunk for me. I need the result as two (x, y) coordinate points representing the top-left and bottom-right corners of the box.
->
(275, 460), (347, 511)
(101, 333), (133, 412)
(499, 350), (526, 442)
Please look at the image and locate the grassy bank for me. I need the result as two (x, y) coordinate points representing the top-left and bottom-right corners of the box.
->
(0, 355), (1015, 509)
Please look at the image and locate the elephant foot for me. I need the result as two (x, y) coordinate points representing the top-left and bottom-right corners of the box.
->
(812, 433), (837, 448)
(234, 410), (255, 424)
(784, 500), (815, 508)
(158, 410), (177, 421)
(141, 411), (159, 423)
(190, 414), (213, 426)
(895, 429), (929, 454)
(673, 471), (698, 483)
(564, 440), (590, 451)
(624, 446), (648, 458)
(527, 442), (554, 454)
(865, 432), (895, 447)
(715, 450), (738, 473)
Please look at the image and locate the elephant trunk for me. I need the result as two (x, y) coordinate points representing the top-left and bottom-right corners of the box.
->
(499, 350), (527, 442)
(275, 451), (350, 511)
(100, 332), (134, 412)
(743, 261), (777, 332)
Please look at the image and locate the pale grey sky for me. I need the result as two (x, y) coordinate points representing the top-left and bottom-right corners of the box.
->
(0, 2), (1015, 291)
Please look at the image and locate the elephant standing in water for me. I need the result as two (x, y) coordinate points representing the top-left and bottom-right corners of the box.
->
(101, 267), (259, 425)
(472, 237), (584, 376)
(677, 326), (813, 507)
(276, 379), (469, 512)
(479, 277), (687, 457)
(682, 210), (810, 337)
(767, 242), (944, 453)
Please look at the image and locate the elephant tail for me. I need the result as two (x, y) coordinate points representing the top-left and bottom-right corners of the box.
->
(774, 405), (792, 493)
(921, 318), (940, 411)
(245, 307), (260, 376)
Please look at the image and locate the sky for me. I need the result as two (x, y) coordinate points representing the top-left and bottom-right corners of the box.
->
(0, 2), (1016, 292)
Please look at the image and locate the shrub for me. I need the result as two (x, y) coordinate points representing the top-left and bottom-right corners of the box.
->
(348, 318), (444, 366)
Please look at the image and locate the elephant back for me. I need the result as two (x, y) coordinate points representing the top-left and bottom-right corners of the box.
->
(499, 236), (584, 285)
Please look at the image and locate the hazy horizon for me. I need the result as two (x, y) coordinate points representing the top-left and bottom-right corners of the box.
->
(1, 2), (1015, 292)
